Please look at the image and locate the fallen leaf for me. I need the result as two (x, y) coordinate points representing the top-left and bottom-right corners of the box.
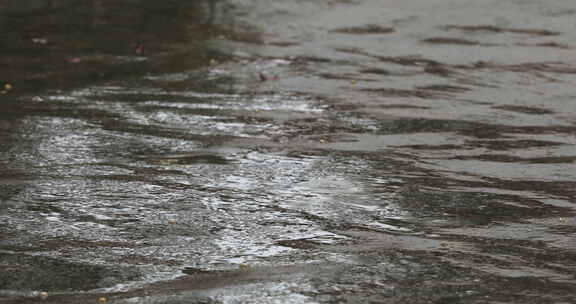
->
(134, 43), (145, 55)
(239, 264), (249, 270)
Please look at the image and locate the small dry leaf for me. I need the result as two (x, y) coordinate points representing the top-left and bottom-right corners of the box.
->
(239, 264), (249, 270)
(98, 297), (108, 302)
(39, 291), (49, 299)
(134, 44), (145, 55)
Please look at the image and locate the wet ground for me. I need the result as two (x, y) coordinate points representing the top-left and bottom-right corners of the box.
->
(2, 0), (576, 303)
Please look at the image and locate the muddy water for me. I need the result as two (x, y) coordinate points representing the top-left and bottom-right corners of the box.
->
(2, 0), (576, 303)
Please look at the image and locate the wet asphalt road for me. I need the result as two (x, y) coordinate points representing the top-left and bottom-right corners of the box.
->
(2, 0), (576, 303)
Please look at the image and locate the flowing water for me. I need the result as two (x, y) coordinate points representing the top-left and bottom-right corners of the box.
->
(2, 0), (576, 303)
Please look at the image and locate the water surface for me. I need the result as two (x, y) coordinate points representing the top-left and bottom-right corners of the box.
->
(2, 0), (576, 303)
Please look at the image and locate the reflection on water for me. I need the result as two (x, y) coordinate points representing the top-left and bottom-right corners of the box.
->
(2, 0), (576, 303)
